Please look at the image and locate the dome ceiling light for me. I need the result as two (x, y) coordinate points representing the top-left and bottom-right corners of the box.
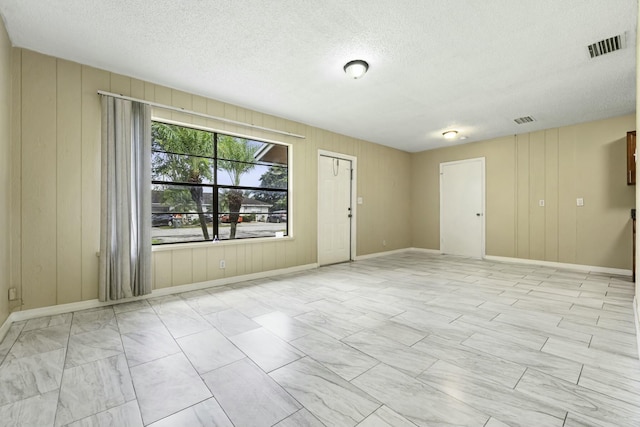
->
(442, 130), (458, 140)
(344, 60), (369, 79)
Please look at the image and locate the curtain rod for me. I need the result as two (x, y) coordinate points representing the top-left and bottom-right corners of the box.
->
(97, 90), (305, 139)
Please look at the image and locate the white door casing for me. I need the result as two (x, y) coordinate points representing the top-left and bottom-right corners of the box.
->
(318, 151), (356, 266)
(440, 157), (485, 258)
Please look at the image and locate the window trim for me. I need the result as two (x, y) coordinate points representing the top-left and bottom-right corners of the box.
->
(151, 117), (292, 246)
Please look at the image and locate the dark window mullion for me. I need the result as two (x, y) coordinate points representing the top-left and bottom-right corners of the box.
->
(213, 132), (219, 239)
(152, 149), (214, 161)
(217, 184), (287, 193)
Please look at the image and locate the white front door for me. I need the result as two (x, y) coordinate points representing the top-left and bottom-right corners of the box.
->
(318, 154), (353, 265)
(440, 157), (485, 258)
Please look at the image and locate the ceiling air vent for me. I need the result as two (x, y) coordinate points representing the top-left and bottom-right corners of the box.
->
(514, 116), (535, 125)
(588, 34), (625, 58)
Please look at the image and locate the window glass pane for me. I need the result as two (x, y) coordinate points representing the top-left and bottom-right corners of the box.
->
(216, 189), (287, 240)
(152, 122), (213, 156)
(151, 121), (289, 245)
(152, 152), (214, 184)
(152, 184), (213, 213)
(152, 217), (214, 245)
(216, 220), (287, 240)
(247, 190), (287, 215)
(254, 143), (288, 166)
(217, 135), (264, 162)
(217, 163), (287, 188)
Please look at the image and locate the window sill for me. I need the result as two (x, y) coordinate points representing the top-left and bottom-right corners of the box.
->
(151, 235), (294, 252)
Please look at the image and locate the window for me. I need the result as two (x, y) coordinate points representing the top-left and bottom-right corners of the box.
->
(151, 122), (289, 245)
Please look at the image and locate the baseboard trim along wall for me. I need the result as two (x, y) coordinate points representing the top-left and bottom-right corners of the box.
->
(0, 262), (318, 343)
(484, 255), (632, 277)
(354, 248), (418, 261)
(358, 248), (631, 277)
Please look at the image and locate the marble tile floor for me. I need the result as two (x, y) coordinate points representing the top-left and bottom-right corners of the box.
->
(1, 252), (639, 426)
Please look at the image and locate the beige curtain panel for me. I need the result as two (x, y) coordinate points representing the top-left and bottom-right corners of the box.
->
(99, 95), (152, 301)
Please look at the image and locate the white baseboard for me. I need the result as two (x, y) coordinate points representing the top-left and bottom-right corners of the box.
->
(150, 263), (318, 297)
(484, 255), (632, 277)
(0, 262), (318, 343)
(355, 248), (415, 261)
(635, 297), (640, 361)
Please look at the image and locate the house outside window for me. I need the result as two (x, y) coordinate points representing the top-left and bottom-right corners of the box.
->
(151, 121), (288, 245)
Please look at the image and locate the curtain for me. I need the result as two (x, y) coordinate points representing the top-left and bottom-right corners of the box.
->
(99, 96), (152, 301)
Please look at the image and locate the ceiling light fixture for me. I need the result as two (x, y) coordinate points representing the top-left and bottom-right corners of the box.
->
(442, 130), (458, 139)
(344, 60), (369, 79)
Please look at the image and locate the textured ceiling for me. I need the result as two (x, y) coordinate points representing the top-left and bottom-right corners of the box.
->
(0, 0), (636, 152)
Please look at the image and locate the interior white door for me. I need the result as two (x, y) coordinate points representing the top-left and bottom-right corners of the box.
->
(440, 158), (485, 258)
(318, 155), (352, 265)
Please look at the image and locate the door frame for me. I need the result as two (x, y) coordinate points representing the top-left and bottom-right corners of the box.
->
(317, 149), (358, 265)
(439, 157), (486, 258)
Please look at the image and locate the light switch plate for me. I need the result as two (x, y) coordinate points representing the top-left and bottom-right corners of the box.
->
(539, 200), (545, 207)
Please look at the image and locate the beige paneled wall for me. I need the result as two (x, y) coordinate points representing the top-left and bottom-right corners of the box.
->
(0, 19), (11, 325)
(10, 49), (412, 311)
(411, 114), (636, 269)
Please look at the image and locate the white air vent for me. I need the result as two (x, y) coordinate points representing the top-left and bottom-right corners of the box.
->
(514, 116), (535, 125)
(588, 34), (625, 58)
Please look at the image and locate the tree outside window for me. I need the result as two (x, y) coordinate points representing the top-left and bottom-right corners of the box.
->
(151, 122), (288, 244)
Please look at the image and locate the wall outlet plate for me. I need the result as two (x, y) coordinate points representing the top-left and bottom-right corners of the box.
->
(219, 260), (226, 269)
(577, 198), (584, 207)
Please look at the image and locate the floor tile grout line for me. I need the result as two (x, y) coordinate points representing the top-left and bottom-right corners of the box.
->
(112, 309), (147, 427)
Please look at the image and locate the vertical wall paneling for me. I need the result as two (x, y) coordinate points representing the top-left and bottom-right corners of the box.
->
(9, 48), (22, 313)
(262, 242), (276, 272)
(191, 96), (207, 128)
(143, 82), (155, 103)
(171, 249), (193, 287)
(191, 247), (208, 283)
(251, 244), (263, 274)
(170, 89), (192, 124)
(56, 60), (83, 303)
(0, 22), (11, 323)
(483, 136), (516, 257)
(21, 51), (57, 309)
(153, 251), (173, 289)
(544, 129), (560, 261)
(516, 134), (530, 258)
(205, 245), (224, 281)
(110, 74), (131, 97)
(557, 126), (578, 264)
(130, 79), (145, 99)
(412, 114), (634, 269)
(223, 244), (238, 278)
(529, 131), (546, 260)
(80, 66), (109, 300)
(275, 241), (287, 270)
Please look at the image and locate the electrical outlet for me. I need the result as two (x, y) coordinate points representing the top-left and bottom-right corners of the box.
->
(219, 260), (226, 269)
(8, 287), (17, 301)
(382, 240), (387, 246)
(576, 198), (584, 207)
